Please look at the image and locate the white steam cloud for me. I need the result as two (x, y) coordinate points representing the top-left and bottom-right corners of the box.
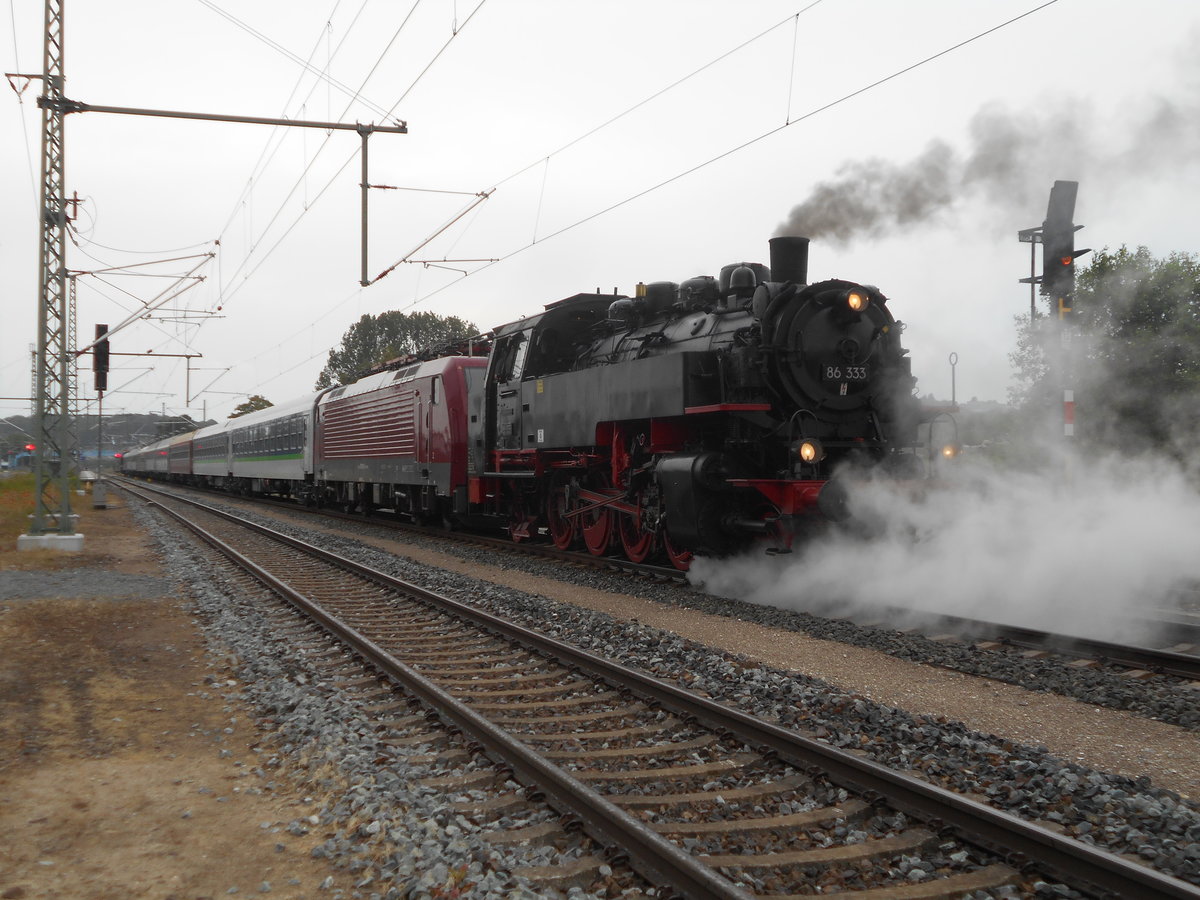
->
(747, 43), (1200, 643)
(690, 450), (1200, 646)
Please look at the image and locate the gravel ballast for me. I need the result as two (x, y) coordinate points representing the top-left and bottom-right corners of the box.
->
(129, 491), (1200, 890)
(132, 501), (616, 900)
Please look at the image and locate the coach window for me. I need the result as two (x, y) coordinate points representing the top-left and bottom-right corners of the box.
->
(431, 376), (441, 405)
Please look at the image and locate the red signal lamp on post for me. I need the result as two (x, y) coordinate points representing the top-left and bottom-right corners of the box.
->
(1040, 181), (1090, 320)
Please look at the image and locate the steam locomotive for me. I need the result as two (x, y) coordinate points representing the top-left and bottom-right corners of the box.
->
(122, 237), (931, 569)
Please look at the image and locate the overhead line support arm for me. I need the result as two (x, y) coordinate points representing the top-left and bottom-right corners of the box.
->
(36, 96), (407, 133)
(35, 93), (407, 289)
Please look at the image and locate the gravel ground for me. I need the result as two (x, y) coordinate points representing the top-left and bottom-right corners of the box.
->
(0, 569), (172, 600)
(163, 494), (1200, 735)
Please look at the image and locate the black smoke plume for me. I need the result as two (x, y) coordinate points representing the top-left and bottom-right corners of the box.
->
(776, 88), (1198, 244)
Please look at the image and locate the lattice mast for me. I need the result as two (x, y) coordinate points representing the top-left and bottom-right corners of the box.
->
(29, 0), (74, 535)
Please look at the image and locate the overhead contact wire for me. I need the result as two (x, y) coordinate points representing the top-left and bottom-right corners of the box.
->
(213, 0), (365, 247)
(196, 0), (392, 120)
(7, 0), (39, 214)
(223, 0), (489, 376)
(215, 1), (431, 304)
(372, 1), (816, 281)
(492, 6), (815, 190)
(392, 0), (1061, 314)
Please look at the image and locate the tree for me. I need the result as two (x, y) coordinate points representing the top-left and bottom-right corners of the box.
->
(314, 311), (478, 389)
(1009, 246), (1200, 457)
(229, 394), (274, 419)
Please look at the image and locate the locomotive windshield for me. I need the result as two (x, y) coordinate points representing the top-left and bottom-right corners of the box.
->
(491, 332), (529, 383)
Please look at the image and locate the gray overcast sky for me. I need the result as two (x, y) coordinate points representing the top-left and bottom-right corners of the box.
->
(3, 0), (1199, 423)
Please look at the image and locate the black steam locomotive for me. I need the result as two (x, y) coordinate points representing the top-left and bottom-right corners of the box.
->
(469, 236), (925, 568)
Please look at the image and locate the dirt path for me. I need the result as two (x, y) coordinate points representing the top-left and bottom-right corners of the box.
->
(0, 495), (348, 900)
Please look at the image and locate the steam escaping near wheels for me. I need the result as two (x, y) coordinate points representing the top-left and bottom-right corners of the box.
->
(688, 448), (1200, 648)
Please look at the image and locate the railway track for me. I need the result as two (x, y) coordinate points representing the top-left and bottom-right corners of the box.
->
(115, 476), (1200, 687)
(117, 475), (688, 583)
(119, 480), (1199, 898)
(843, 607), (1200, 685)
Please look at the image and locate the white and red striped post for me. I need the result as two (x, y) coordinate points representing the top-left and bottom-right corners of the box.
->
(1063, 389), (1075, 438)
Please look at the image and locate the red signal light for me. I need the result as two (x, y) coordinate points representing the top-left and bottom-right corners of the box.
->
(114, 452), (123, 459)
(24, 443), (35, 451)
(1060, 256), (1073, 266)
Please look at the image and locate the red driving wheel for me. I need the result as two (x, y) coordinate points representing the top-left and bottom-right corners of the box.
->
(545, 478), (576, 550)
(662, 528), (693, 572)
(618, 495), (657, 563)
(581, 472), (613, 557)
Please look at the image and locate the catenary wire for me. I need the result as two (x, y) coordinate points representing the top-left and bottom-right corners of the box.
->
(7, 0), (39, 215)
(492, 4), (821, 191)
(215, 1), (485, 309)
(213, 1), (431, 302)
(212, 0), (375, 243)
(238, 0), (1061, 400)
(388, 0), (1061, 313)
(196, 0), (393, 121)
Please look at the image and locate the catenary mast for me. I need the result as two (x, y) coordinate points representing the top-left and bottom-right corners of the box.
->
(23, 0), (79, 547)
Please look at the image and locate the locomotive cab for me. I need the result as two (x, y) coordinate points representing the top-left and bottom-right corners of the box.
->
(477, 293), (614, 460)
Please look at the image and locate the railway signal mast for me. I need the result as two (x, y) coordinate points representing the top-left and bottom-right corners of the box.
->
(1017, 180), (1090, 442)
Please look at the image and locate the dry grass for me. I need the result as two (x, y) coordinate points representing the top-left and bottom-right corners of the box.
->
(0, 471), (88, 563)
(0, 472), (36, 549)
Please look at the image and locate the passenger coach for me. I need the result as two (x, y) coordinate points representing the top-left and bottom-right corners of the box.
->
(121, 354), (487, 525)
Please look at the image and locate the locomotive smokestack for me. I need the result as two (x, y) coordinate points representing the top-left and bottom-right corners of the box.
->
(769, 236), (809, 285)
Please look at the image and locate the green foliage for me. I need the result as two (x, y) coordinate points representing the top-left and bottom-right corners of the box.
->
(229, 394), (274, 419)
(314, 311), (478, 389)
(1076, 247), (1200, 451)
(1009, 246), (1200, 457)
(1006, 312), (1055, 410)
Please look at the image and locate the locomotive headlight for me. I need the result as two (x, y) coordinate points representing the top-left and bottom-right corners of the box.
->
(940, 442), (961, 460)
(798, 439), (826, 463)
(846, 291), (869, 312)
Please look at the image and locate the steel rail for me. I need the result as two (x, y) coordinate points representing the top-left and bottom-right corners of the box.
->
(127, 484), (752, 900)
(984, 622), (1200, 681)
(866, 604), (1200, 682)
(122, 483), (1200, 900)
(113, 475), (687, 583)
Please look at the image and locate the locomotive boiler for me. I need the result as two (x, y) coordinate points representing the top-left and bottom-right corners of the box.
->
(468, 236), (924, 568)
